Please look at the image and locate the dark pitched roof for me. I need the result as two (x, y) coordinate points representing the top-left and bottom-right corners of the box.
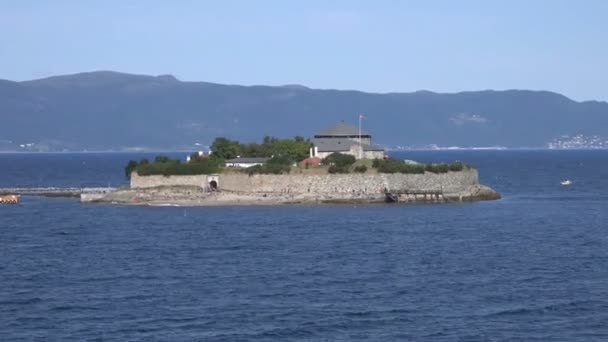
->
(225, 157), (270, 163)
(316, 122), (370, 137)
(312, 138), (384, 152)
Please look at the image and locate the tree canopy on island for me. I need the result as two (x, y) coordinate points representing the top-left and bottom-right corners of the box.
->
(210, 136), (311, 163)
(123, 135), (473, 179)
(125, 154), (224, 179)
(322, 153), (357, 174)
(124, 136), (312, 178)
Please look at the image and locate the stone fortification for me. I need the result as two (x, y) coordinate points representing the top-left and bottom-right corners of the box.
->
(130, 170), (479, 195)
(131, 174), (208, 189)
(97, 169), (499, 205)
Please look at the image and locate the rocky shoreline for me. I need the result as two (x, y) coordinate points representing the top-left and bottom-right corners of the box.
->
(85, 184), (500, 206)
(0, 187), (115, 198)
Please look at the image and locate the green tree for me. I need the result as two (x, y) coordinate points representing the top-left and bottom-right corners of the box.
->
(130, 154), (223, 176)
(154, 155), (170, 163)
(125, 160), (138, 179)
(270, 137), (310, 162)
(242, 143), (270, 157)
(210, 137), (242, 159)
(322, 153), (356, 167)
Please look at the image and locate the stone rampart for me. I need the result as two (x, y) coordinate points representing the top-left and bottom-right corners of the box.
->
(131, 174), (209, 189)
(131, 170), (479, 194)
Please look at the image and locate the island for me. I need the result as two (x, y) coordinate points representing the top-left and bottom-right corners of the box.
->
(87, 122), (500, 206)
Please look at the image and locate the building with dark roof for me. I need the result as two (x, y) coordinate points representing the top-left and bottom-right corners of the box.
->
(314, 122), (372, 145)
(310, 122), (385, 160)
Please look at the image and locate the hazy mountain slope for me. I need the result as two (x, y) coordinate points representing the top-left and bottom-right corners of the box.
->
(1, 71), (607, 150)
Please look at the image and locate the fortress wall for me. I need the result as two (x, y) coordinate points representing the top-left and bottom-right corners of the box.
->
(219, 170), (477, 194)
(131, 170), (478, 194)
(130, 173), (207, 189)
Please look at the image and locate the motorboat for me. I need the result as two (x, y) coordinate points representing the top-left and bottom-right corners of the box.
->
(560, 179), (572, 186)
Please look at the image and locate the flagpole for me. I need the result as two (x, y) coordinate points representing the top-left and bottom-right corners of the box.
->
(358, 114), (362, 159)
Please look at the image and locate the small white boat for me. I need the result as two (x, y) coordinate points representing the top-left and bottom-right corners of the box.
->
(560, 179), (572, 186)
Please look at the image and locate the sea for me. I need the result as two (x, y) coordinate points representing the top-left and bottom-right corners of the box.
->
(1, 150), (607, 341)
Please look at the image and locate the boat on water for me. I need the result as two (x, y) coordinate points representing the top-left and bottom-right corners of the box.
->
(560, 179), (573, 186)
(0, 194), (20, 204)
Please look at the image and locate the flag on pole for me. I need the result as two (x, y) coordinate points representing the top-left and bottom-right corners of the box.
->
(358, 114), (364, 159)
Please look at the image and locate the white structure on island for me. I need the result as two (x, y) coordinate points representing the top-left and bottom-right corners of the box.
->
(310, 122), (385, 160)
(225, 157), (270, 168)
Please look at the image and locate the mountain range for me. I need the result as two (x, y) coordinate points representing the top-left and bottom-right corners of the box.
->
(1, 71), (607, 151)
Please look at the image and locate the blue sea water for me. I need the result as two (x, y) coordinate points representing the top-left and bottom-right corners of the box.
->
(1, 150), (607, 341)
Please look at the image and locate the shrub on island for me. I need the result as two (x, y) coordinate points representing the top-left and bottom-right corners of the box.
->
(353, 165), (368, 173)
(245, 156), (293, 175)
(372, 158), (469, 174)
(322, 153), (356, 173)
(211, 136), (311, 162)
(328, 165), (349, 174)
(322, 153), (356, 168)
(425, 163), (449, 173)
(448, 161), (466, 172)
(373, 158), (424, 174)
(125, 155), (224, 178)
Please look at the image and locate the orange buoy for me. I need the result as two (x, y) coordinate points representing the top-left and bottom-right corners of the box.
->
(0, 194), (20, 204)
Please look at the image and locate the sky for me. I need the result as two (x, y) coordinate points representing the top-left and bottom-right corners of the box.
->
(1, 0), (607, 101)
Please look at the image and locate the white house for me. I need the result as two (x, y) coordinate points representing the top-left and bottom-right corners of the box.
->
(225, 157), (270, 168)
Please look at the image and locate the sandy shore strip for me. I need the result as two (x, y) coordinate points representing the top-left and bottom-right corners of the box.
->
(83, 184), (499, 206)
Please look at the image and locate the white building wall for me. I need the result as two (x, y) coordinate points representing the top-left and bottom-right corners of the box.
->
(315, 146), (384, 160)
(226, 162), (265, 168)
(346, 137), (372, 145)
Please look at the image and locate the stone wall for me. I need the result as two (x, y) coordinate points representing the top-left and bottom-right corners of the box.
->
(131, 170), (479, 194)
(131, 173), (209, 189)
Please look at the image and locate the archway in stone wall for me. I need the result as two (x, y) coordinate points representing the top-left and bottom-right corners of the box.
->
(209, 180), (218, 190)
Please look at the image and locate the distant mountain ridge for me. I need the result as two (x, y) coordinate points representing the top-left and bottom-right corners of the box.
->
(1, 71), (607, 151)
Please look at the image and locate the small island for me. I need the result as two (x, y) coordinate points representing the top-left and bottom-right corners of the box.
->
(89, 122), (500, 206)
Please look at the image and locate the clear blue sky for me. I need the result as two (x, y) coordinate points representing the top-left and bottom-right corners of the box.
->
(1, 0), (607, 101)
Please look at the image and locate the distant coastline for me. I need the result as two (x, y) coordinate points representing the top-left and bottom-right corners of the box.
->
(2, 71), (608, 150)
(4, 147), (608, 153)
